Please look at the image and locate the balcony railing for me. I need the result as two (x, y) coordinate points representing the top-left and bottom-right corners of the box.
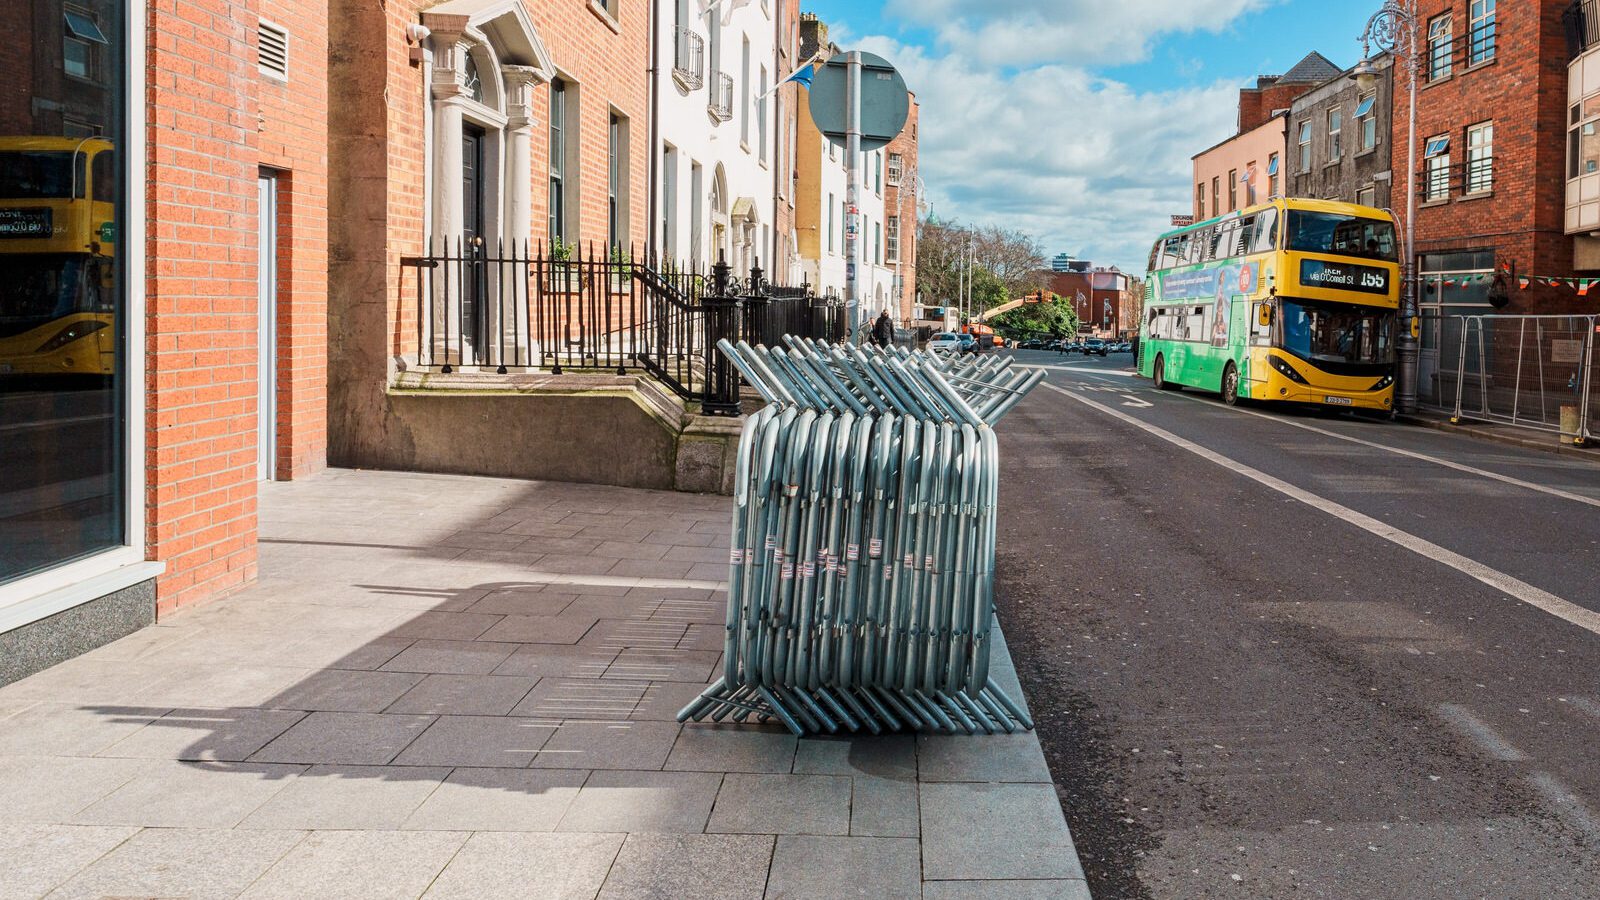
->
(673, 27), (704, 90)
(1568, 0), (1600, 60)
(708, 72), (734, 122)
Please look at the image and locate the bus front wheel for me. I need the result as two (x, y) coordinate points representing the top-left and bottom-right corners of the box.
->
(1221, 362), (1240, 406)
(1154, 355), (1179, 391)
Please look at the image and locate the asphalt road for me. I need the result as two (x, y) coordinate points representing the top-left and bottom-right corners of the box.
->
(993, 349), (1600, 899)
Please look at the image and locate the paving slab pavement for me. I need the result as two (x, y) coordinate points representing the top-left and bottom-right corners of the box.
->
(0, 468), (1088, 898)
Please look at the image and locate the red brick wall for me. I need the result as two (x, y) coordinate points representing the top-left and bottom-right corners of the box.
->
(145, 0), (263, 614)
(1401, 0), (1578, 312)
(0, 1), (32, 133)
(884, 97), (919, 321)
(256, 0), (329, 480)
(1240, 82), (1312, 132)
(525, 1), (650, 252)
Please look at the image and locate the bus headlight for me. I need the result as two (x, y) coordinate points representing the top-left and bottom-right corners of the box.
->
(1269, 355), (1309, 385)
(1372, 375), (1394, 391)
(35, 320), (108, 354)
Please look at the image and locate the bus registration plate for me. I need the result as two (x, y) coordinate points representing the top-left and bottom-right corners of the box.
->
(1325, 396), (1353, 406)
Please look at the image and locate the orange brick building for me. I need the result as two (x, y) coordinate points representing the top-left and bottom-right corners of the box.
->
(1, 0), (328, 679)
(325, 0), (650, 469)
(883, 94), (920, 322)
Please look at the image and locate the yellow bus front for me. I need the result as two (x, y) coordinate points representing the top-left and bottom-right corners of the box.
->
(0, 137), (117, 378)
(1247, 200), (1401, 411)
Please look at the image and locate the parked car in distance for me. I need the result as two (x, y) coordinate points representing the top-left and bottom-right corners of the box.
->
(928, 332), (962, 354)
(1084, 339), (1108, 357)
(957, 333), (981, 354)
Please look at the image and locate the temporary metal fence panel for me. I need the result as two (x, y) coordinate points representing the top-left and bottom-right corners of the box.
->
(677, 339), (1045, 736)
(1448, 315), (1596, 444)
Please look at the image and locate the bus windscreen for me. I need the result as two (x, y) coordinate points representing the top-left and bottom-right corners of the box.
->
(1286, 210), (1398, 263)
(0, 151), (78, 199)
(1280, 298), (1395, 367)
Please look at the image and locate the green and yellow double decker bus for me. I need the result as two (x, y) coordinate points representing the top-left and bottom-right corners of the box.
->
(0, 136), (118, 379)
(1138, 197), (1400, 411)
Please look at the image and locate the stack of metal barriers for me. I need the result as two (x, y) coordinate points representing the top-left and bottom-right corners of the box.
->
(676, 339), (1046, 736)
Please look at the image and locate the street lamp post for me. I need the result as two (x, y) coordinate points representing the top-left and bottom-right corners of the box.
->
(1354, 0), (1419, 415)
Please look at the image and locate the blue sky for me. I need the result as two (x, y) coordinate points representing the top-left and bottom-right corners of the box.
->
(801, 1), (1378, 272)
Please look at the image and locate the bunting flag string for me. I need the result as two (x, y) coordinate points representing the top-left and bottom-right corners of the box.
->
(1426, 271), (1598, 295)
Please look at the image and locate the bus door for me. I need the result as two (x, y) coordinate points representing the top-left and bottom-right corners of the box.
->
(1246, 299), (1274, 388)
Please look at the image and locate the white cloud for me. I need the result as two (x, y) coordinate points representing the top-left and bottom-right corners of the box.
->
(883, 0), (1276, 67)
(853, 31), (1243, 271)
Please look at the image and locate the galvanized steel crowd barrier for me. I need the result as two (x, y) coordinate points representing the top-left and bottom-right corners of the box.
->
(1438, 314), (1597, 445)
(676, 338), (1046, 736)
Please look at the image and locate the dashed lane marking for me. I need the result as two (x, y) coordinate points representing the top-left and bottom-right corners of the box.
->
(1157, 387), (1600, 510)
(1437, 703), (1528, 761)
(1042, 382), (1600, 640)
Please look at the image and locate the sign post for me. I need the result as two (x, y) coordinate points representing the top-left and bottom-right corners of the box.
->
(847, 52), (861, 340)
(809, 51), (910, 343)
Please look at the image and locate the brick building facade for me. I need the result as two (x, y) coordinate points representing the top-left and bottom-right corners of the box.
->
(1288, 54), (1394, 210)
(884, 96), (920, 323)
(1401, 0), (1578, 316)
(2, 0), (330, 680)
(2, 0), (921, 683)
(1050, 267), (1137, 338)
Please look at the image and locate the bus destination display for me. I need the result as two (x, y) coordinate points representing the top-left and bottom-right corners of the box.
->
(0, 208), (52, 238)
(1300, 259), (1388, 295)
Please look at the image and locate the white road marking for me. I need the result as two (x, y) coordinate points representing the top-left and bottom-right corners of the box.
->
(1121, 396), (1153, 409)
(1159, 388), (1600, 510)
(1526, 773), (1600, 840)
(1437, 703), (1528, 761)
(1018, 363), (1139, 378)
(1043, 382), (1600, 639)
(1567, 697), (1600, 723)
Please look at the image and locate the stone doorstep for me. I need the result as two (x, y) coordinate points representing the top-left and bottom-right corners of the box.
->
(391, 369), (688, 430)
(386, 369), (748, 495)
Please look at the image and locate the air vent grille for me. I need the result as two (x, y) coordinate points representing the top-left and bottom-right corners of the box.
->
(258, 21), (288, 80)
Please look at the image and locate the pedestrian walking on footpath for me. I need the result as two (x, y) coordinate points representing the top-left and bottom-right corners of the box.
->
(871, 310), (895, 348)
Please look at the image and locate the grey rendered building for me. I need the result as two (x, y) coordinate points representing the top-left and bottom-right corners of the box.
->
(1287, 54), (1395, 211)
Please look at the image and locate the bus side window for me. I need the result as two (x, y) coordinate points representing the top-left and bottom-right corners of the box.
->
(1250, 208), (1279, 254)
(1149, 242), (1162, 273)
(1232, 216), (1254, 257)
(93, 151), (116, 203)
(1162, 234), (1187, 269)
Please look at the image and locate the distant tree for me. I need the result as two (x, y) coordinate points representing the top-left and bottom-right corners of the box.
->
(916, 218), (1050, 311)
(993, 292), (1079, 337)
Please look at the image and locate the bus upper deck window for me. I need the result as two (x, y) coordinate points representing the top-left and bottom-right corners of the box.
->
(1249, 208), (1279, 255)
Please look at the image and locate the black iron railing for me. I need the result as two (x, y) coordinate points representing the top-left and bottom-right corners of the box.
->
(1569, 0), (1600, 60)
(673, 27), (705, 90)
(400, 241), (847, 415)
